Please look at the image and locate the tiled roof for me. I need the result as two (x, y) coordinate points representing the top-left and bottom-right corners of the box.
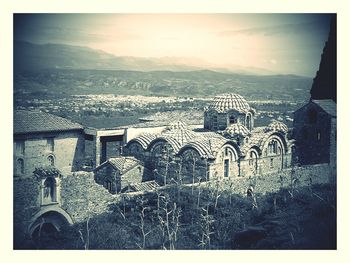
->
(127, 133), (158, 149)
(223, 123), (251, 137)
(264, 120), (288, 133)
(128, 180), (160, 192)
(241, 128), (274, 155)
(162, 120), (199, 145)
(312, 99), (336, 117)
(14, 110), (83, 134)
(106, 156), (141, 174)
(183, 132), (228, 158)
(206, 94), (252, 113)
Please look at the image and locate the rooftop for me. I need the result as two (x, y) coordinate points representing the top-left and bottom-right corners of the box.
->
(103, 156), (141, 174)
(14, 110), (83, 135)
(312, 99), (336, 117)
(207, 93), (252, 113)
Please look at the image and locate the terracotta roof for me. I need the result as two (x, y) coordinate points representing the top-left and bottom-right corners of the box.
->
(241, 128), (274, 155)
(14, 110), (83, 134)
(103, 157), (141, 174)
(264, 120), (288, 133)
(127, 133), (158, 149)
(162, 120), (199, 145)
(223, 123), (251, 137)
(128, 180), (160, 192)
(312, 99), (336, 117)
(206, 93), (253, 113)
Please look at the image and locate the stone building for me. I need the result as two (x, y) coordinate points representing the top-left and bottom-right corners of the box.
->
(94, 156), (152, 193)
(14, 110), (85, 176)
(293, 99), (336, 166)
(125, 94), (294, 185)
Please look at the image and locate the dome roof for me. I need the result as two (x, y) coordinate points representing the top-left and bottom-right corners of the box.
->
(224, 123), (250, 137)
(207, 94), (251, 113)
(264, 120), (288, 133)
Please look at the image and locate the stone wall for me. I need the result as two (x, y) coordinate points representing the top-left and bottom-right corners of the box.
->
(329, 117), (337, 184)
(14, 130), (85, 177)
(60, 172), (116, 223)
(13, 177), (41, 245)
(293, 103), (332, 165)
(221, 163), (331, 196)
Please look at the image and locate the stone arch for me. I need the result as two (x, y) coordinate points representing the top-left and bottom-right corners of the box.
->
(125, 141), (146, 161)
(28, 206), (73, 238)
(246, 147), (260, 175)
(177, 146), (209, 183)
(216, 142), (240, 178)
(262, 133), (287, 170)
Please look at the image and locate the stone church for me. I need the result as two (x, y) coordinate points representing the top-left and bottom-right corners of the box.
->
(124, 93), (295, 185)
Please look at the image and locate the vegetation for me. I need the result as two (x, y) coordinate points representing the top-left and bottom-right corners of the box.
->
(24, 183), (336, 250)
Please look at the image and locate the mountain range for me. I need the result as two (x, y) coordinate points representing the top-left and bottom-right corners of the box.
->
(14, 40), (275, 75)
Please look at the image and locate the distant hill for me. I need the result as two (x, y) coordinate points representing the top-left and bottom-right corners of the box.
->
(14, 40), (274, 75)
(14, 68), (312, 101)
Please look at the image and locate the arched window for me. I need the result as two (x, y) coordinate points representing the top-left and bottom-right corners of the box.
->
(308, 109), (318, 124)
(104, 180), (113, 192)
(43, 177), (56, 203)
(17, 158), (24, 174)
(212, 115), (218, 130)
(246, 114), (252, 131)
(47, 155), (55, 166)
(229, 115), (236, 124)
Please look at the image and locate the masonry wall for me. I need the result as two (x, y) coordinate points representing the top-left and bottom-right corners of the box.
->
(293, 105), (332, 165)
(14, 130), (85, 177)
(94, 164), (118, 193)
(119, 165), (145, 192)
(60, 172), (116, 223)
(13, 177), (41, 246)
(224, 163), (331, 196)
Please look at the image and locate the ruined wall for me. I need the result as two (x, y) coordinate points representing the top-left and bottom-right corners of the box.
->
(225, 163), (331, 196)
(14, 130), (85, 177)
(13, 177), (41, 245)
(60, 172), (116, 223)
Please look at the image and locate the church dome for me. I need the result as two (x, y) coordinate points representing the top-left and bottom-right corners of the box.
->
(224, 123), (251, 137)
(264, 120), (288, 133)
(208, 94), (251, 113)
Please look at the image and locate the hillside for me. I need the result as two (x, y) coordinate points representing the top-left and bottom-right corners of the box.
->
(14, 68), (312, 101)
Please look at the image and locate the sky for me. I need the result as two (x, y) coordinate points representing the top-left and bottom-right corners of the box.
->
(14, 14), (334, 76)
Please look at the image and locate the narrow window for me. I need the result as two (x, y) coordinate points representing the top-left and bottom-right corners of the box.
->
(317, 130), (321, 141)
(212, 115), (218, 130)
(229, 115), (236, 124)
(47, 138), (54, 152)
(16, 140), (25, 155)
(224, 159), (229, 177)
(270, 158), (274, 168)
(105, 180), (113, 192)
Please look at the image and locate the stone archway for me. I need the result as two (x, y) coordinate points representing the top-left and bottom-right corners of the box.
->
(28, 206), (73, 239)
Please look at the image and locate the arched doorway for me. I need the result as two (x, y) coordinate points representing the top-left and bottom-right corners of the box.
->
(29, 208), (73, 248)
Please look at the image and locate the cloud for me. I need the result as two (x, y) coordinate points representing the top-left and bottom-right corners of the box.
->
(217, 20), (330, 37)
